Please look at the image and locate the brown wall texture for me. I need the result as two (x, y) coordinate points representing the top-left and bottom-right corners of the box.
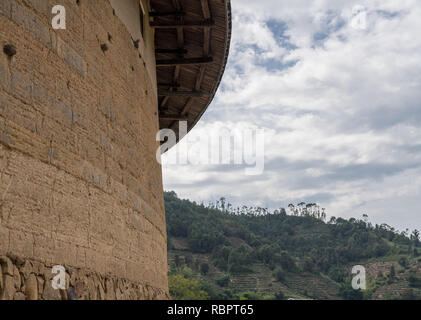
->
(0, 0), (168, 300)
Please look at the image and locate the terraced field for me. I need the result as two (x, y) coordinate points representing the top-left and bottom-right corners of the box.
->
(168, 237), (421, 300)
(365, 259), (421, 299)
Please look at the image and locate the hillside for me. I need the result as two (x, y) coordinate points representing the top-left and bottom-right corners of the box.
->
(164, 191), (421, 300)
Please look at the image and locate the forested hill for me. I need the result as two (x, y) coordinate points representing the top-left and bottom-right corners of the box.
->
(164, 191), (421, 300)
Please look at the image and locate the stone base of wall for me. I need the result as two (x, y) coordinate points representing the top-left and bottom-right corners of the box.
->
(0, 255), (169, 300)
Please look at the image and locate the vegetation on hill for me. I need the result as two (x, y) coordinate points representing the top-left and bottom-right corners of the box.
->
(165, 191), (421, 300)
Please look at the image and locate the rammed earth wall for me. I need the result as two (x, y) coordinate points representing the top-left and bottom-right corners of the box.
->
(0, 0), (168, 299)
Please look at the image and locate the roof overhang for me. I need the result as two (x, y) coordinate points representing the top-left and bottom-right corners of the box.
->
(150, 0), (232, 149)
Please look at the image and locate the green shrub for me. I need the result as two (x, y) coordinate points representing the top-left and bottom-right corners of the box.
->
(408, 272), (421, 288)
(200, 263), (210, 275)
(273, 267), (286, 282)
(399, 257), (409, 268)
(216, 274), (231, 287)
(169, 274), (209, 300)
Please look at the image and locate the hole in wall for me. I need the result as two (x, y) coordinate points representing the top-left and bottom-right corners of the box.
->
(3, 44), (16, 57)
(100, 44), (108, 52)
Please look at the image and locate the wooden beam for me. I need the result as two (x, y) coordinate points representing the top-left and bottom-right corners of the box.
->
(158, 82), (181, 88)
(200, 0), (212, 57)
(156, 57), (213, 66)
(200, 0), (211, 19)
(172, 0), (182, 12)
(158, 90), (208, 97)
(195, 66), (206, 91)
(169, 98), (195, 131)
(159, 113), (189, 121)
(156, 48), (188, 54)
(176, 28), (184, 50)
(158, 0), (185, 116)
(181, 98), (195, 115)
(150, 20), (214, 28)
(149, 11), (185, 17)
(159, 96), (170, 111)
(203, 27), (211, 57)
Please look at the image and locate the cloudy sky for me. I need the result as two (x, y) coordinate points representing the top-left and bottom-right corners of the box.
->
(162, 0), (421, 232)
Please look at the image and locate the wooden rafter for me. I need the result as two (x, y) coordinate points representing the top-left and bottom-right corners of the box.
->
(149, 11), (185, 17)
(200, 0), (211, 19)
(158, 0), (185, 113)
(151, 20), (214, 28)
(156, 57), (213, 66)
(167, 0), (214, 132)
(155, 48), (188, 54)
(158, 82), (181, 88)
(180, 98), (195, 115)
(159, 113), (189, 121)
(195, 66), (207, 91)
(201, 0), (211, 57)
(158, 90), (208, 97)
(151, 0), (231, 151)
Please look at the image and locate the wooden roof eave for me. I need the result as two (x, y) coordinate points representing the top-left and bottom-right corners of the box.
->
(150, 0), (232, 151)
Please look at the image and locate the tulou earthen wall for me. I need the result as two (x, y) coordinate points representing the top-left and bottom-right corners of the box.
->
(0, 0), (169, 299)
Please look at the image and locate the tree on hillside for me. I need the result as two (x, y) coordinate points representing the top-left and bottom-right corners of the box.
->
(321, 208), (327, 221)
(339, 284), (364, 300)
(390, 265), (396, 279)
(201, 263), (210, 275)
(411, 229), (420, 247)
(388, 265), (396, 284)
(275, 292), (286, 300)
(288, 204), (298, 216)
(274, 267), (286, 282)
(399, 257), (408, 268)
(175, 255), (182, 268)
(303, 257), (317, 273)
(184, 253), (193, 267)
(401, 289), (417, 300)
(168, 274), (209, 300)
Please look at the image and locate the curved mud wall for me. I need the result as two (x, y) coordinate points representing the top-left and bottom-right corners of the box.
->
(0, 0), (168, 299)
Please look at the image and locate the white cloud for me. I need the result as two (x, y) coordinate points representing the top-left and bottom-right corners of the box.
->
(163, 0), (421, 231)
